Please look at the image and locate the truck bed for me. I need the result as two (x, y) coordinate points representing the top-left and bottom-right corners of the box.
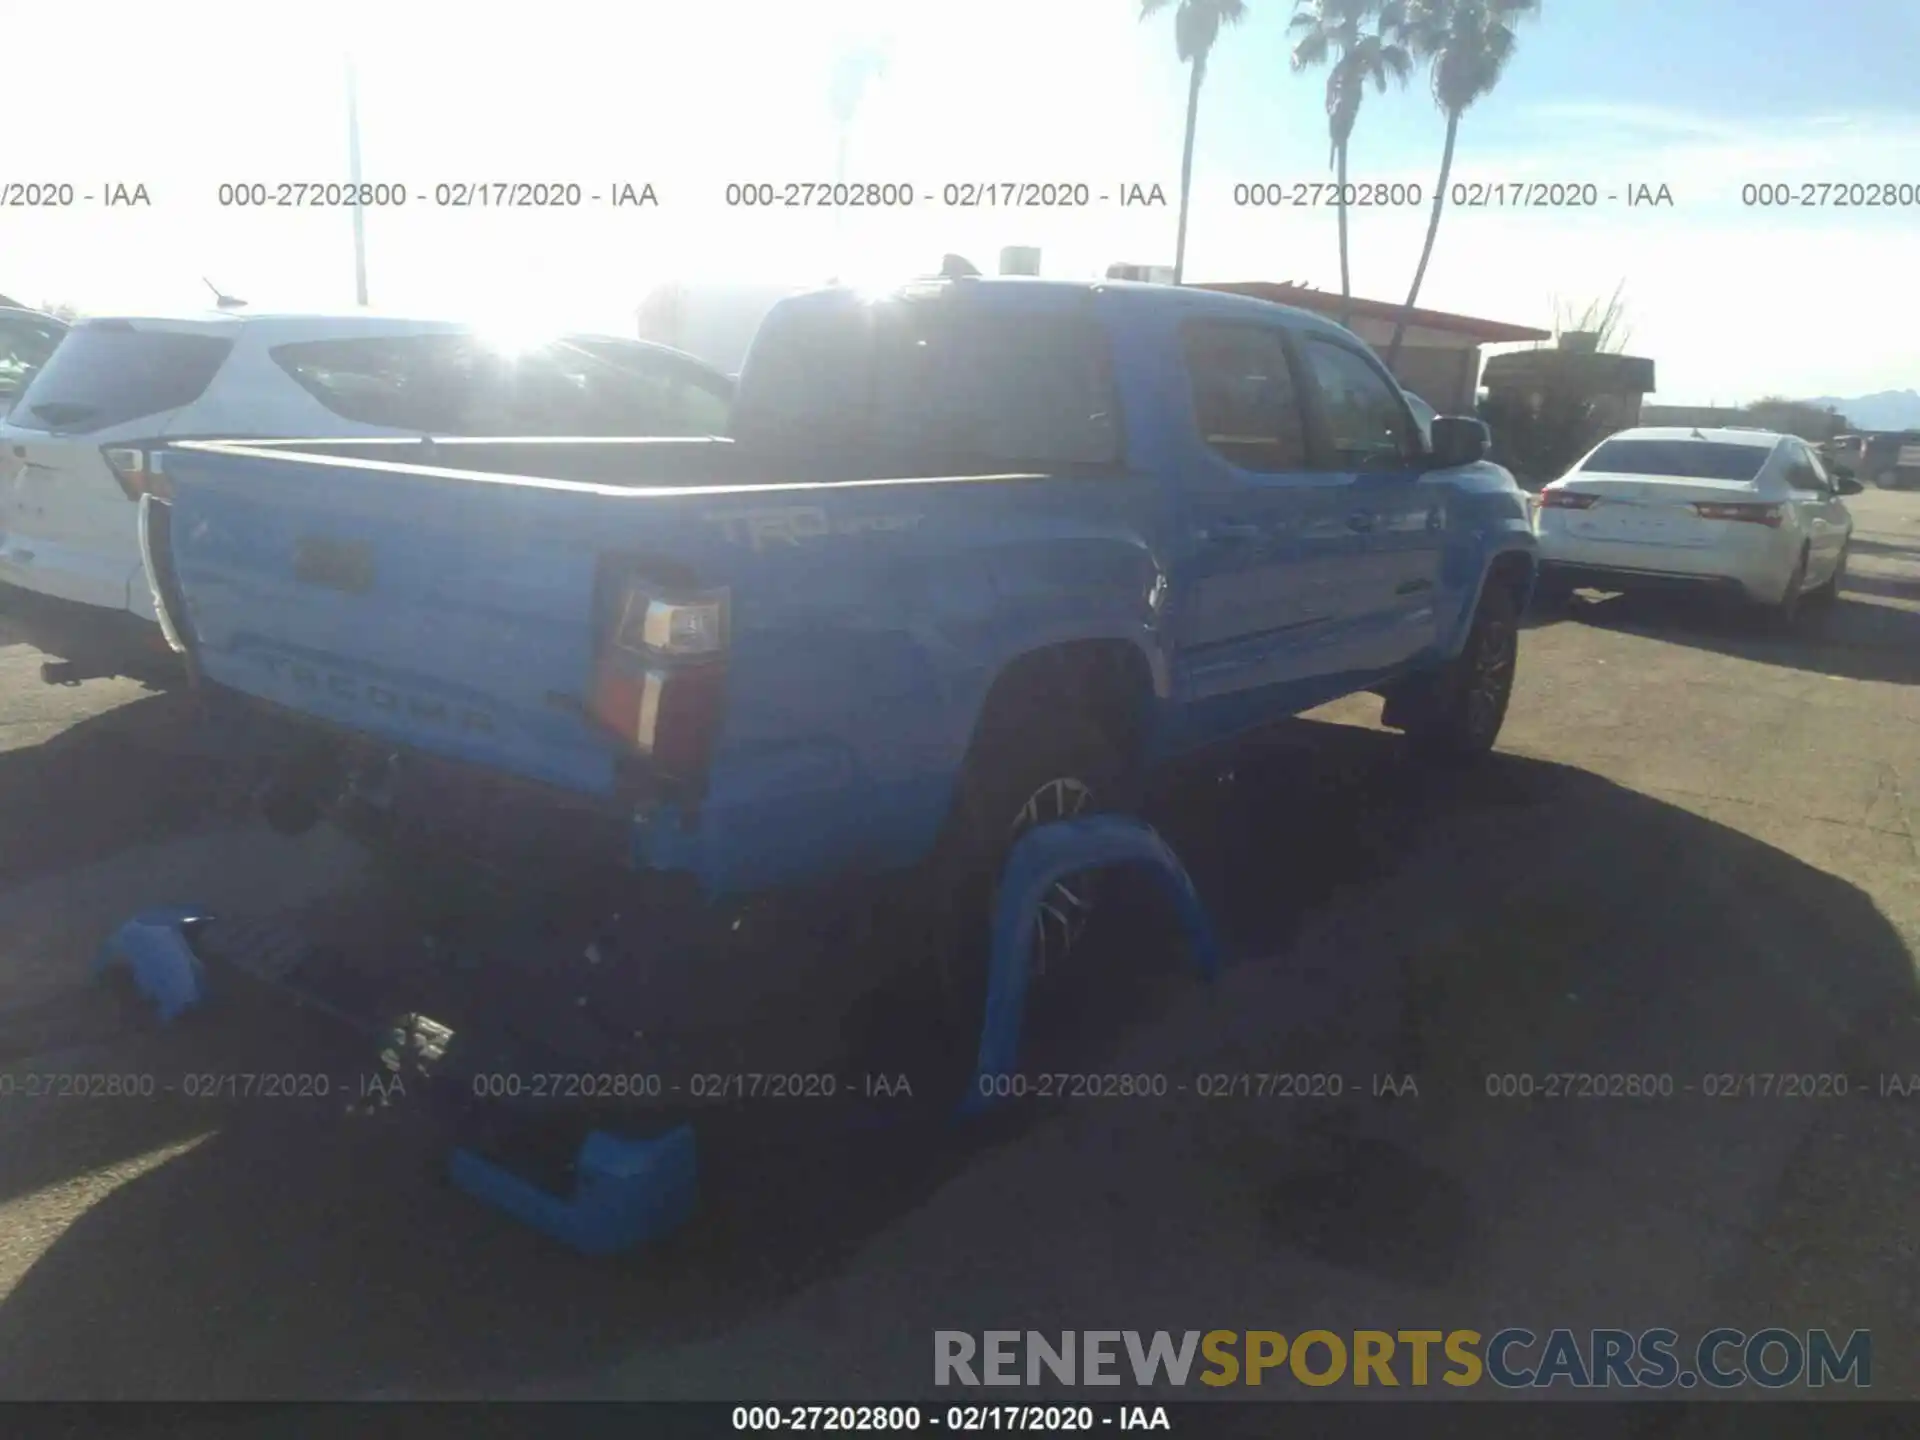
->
(191, 434), (1058, 492)
(154, 435), (1161, 896)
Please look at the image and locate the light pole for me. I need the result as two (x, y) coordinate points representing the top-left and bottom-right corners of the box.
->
(828, 43), (887, 279)
(346, 55), (369, 306)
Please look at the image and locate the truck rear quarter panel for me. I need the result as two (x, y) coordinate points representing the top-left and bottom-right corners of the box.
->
(653, 472), (1169, 893)
(164, 444), (1171, 898)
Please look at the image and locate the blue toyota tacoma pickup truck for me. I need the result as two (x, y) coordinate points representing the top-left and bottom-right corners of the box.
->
(142, 277), (1535, 1094)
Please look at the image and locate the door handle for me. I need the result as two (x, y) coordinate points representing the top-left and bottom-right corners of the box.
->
(1198, 519), (1261, 543)
(1346, 510), (1376, 533)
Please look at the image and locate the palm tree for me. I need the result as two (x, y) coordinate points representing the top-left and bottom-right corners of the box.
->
(1288, 0), (1411, 325)
(1384, 0), (1541, 370)
(1140, 0), (1250, 285)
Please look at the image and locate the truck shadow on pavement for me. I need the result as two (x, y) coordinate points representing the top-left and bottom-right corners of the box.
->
(0, 690), (224, 889)
(0, 721), (1914, 1397)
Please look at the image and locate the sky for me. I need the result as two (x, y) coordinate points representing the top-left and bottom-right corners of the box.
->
(4, 0), (1917, 402)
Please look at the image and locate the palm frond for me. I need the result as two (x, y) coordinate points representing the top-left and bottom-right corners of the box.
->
(1370, 45), (1413, 88)
(1408, 0), (1540, 112)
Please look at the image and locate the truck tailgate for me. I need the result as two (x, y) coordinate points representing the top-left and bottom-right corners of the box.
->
(160, 444), (660, 797)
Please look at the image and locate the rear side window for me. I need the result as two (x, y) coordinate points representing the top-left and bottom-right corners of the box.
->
(1579, 439), (1770, 481)
(270, 335), (735, 437)
(0, 313), (68, 405)
(1785, 446), (1826, 491)
(735, 297), (1121, 469)
(8, 323), (232, 434)
(1180, 322), (1309, 472)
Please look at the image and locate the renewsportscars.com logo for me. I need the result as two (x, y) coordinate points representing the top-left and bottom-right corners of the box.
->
(934, 1328), (1871, 1390)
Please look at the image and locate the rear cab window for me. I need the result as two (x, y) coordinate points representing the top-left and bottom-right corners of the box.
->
(270, 334), (735, 436)
(1179, 322), (1310, 473)
(1579, 439), (1770, 482)
(734, 293), (1121, 470)
(7, 321), (233, 434)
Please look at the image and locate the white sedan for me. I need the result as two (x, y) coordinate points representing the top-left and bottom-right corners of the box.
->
(1533, 426), (1860, 624)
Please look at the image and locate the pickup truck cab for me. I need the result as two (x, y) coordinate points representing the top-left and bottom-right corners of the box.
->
(149, 278), (1534, 1053)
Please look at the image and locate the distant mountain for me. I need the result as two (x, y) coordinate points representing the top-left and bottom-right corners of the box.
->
(1800, 390), (1920, 432)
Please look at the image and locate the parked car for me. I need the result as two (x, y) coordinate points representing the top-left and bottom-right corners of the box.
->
(144, 278), (1536, 1082)
(1854, 431), (1920, 490)
(0, 313), (734, 685)
(0, 305), (69, 413)
(1534, 426), (1860, 624)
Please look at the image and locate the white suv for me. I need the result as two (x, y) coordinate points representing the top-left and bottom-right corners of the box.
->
(0, 312), (734, 684)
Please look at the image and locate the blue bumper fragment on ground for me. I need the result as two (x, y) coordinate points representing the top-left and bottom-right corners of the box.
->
(94, 905), (214, 1024)
(88, 814), (1217, 1254)
(448, 1126), (700, 1257)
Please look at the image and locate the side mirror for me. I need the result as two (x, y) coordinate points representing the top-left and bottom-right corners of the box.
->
(1428, 415), (1490, 468)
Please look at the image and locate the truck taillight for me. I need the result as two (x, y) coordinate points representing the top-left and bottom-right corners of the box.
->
(612, 586), (728, 657)
(1693, 502), (1783, 527)
(103, 445), (171, 502)
(589, 581), (730, 776)
(1538, 489), (1598, 511)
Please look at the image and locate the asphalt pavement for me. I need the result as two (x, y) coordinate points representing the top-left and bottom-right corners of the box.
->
(2, 492), (1919, 1401)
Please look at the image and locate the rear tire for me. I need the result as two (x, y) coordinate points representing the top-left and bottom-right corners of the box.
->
(894, 693), (1140, 1105)
(1759, 549), (1809, 631)
(1392, 581), (1520, 762)
(944, 702), (1137, 979)
(1805, 541), (1847, 611)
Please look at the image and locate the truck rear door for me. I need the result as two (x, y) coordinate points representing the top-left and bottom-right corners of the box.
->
(1170, 319), (1373, 744)
(1291, 331), (1445, 674)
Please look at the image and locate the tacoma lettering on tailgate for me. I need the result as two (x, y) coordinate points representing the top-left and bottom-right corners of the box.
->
(703, 507), (925, 552)
(258, 654), (497, 734)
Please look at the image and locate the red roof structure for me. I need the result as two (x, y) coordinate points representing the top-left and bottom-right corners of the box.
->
(1193, 281), (1549, 344)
